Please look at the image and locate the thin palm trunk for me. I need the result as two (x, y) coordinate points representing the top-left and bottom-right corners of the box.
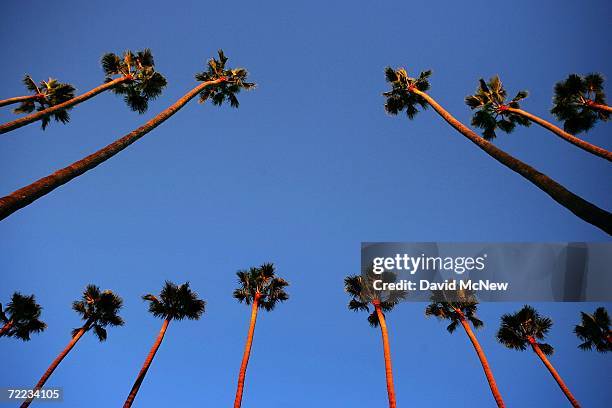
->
(530, 340), (581, 408)
(0, 77), (131, 134)
(457, 316), (505, 407)
(0, 320), (14, 336)
(234, 294), (260, 408)
(0, 94), (42, 108)
(0, 77), (226, 221)
(586, 101), (612, 114)
(412, 88), (612, 235)
(505, 107), (612, 162)
(21, 321), (91, 408)
(374, 303), (396, 408)
(123, 318), (171, 408)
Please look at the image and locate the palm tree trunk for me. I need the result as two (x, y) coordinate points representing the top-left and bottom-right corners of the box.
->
(458, 316), (505, 407)
(0, 94), (42, 108)
(374, 303), (397, 408)
(123, 318), (171, 408)
(0, 320), (14, 336)
(21, 321), (91, 408)
(587, 101), (612, 114)
(412, 88), (612, 235)
(505, 107), (612, 162)
(234, 294), (260, 408)
(530, 341), (581, 408)
(0, 77), (131, 134)
(0, 77), (227, 221)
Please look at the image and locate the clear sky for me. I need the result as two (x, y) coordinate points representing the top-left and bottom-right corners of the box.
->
(1, 1), (610, 406)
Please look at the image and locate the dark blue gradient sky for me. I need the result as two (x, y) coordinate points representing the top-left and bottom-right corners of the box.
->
(1, 1), (610, 406)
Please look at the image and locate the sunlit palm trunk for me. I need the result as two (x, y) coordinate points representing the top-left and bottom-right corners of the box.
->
(234, 294), (260, 408)
(374, 302), (396, 408)
(0, 94), (42, 108)
(123, 318), (171, 408)
(587, 102), (612, 114)
(0, 77), (227, 221)
(21, 321), (91, 408)
(529, 340), (581, 408)
(412, 88), (612, 235)
(0, 77), (131, 134)
(505, 107), (612, 162)
(0, 320), (14, 336)
(457, 316), (505, 407)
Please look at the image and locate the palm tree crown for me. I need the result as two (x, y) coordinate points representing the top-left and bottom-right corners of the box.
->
(574, 306), (611, 353)
(233, 263), (289, 311)
(551, 73), (609, 133)
(143, 281), (205, 321)
(101, 49), (167, 113)
(195, 49), (255, 108)
(465, 76), (531, 140)
(497, 305), (554, 355)
(344, 271), (405, 327)
(71, 284), (124, 341)
(0, 292), (46, 341)
(14, 75), (75, 129)
(383, 67), (431, 119)
(425, 289), (483, 333)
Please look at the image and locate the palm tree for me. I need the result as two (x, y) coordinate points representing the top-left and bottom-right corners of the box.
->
(497, 305), (581, 408)
(574, 306), (611, 353)
(425, 290), (505, 407)
(123, 281), (205, 408)
(0, 49), (254, 221)
(0, 49), (166, 134)
(344, 271), (404, 408)
(232, 263), (289, 408)
(551, 73), (611, 134)
(465, 75), (611, 161)
(22, 285), (123, 408)
(0, 292), (46, 341)
(383, 67), (612, 234)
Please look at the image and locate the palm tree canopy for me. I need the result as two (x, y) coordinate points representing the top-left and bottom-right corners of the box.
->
(574, 306), (611, 353)
(101, 49), (167, 113)
(143, 281), (205, 321)
(425, 289), (483, 334)
(71, 284), (124, 341)
(14, 75), (76, 130)
(233, 263), (289, 311)
(0, 292), (46, 341)
(551, 73), (609, 134)
(465, 75), (531, 140)
(383, 67), (431, 119)
(195, 49), (255, 108)
(497, 305), (554, 355)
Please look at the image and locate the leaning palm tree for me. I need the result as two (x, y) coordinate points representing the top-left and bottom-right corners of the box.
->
(383, 67), (612, 234)
(233, 263), (289, 408)
(425, 290), (505, 407)
(0, 49), (254, 221)
(0, 292), (46, 341)
(123, 281), (205, 408)
(497, 305), (581, 408)
(574, 306), (611, 353)
(551, 73), (610, 134)
(345, 271), (404, 408)
(0, 49), (166, 134)
(465, 75), (611, 161)
(22, 285), (123, 408)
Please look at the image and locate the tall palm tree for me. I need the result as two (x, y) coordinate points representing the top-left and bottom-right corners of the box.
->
(425, 290), (505, 407)
(0, 292), (46, 341)
(22, 285), (123, 408)
(551, 73), (611, 134)
(497, 305), (581, 408)
(0, 49), (254, 221)
(0, 49), (166, 134)
(123, 281), (205, 407)
(232, 263), (289, 408)
(465, 75), (611, 161)
(574, 306), (611, 353)
(344, 271), (404, 408)
(383, 67), (612, 234)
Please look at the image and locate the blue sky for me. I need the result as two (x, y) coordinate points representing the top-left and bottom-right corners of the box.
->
(1, 0), (611, 406)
